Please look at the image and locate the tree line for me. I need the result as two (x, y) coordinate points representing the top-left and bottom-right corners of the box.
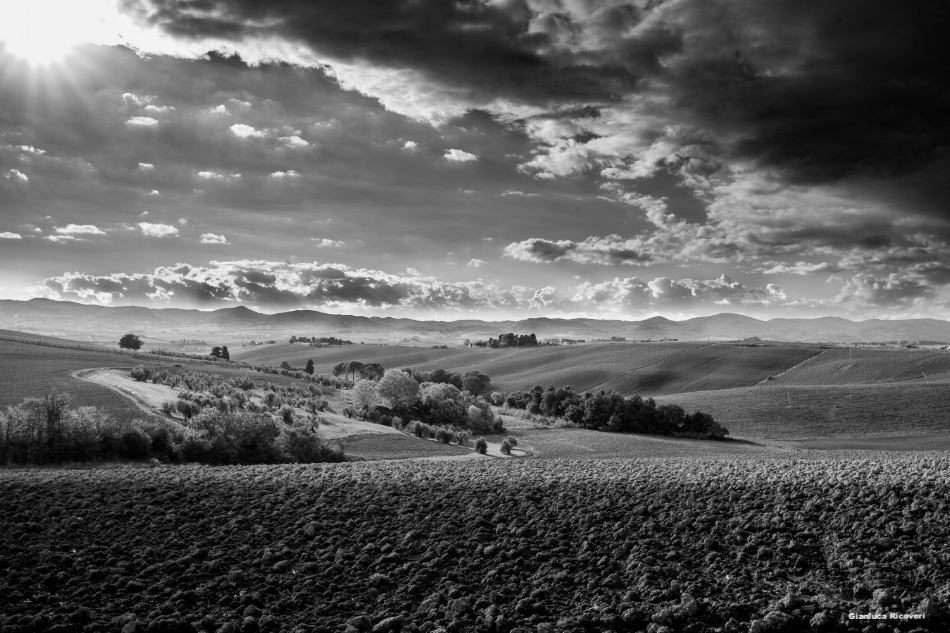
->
(505, 385), (728, 439)
(290, 335), (353, 346)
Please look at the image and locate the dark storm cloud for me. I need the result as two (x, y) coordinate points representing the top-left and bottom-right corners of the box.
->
(124, 0), (949, 189)
(124, 0), (644, 107)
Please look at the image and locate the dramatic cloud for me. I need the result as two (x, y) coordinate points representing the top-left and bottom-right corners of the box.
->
(38, 260), (574, 313)
(138, 222), (179, 237)
(0, 1), (946, 318)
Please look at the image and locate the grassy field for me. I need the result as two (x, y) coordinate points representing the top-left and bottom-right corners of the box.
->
(340, 433), (474, 460)
(0, 339), (152, 419)
(233, 341), (821, 396)
(773, 346), (950, 385)
(655, 382), (950, 440)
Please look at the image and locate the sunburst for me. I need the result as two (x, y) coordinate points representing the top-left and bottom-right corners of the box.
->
(0, 0), (109, 66)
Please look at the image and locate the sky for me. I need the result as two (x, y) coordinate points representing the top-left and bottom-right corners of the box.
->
(0, 0), (947, 321)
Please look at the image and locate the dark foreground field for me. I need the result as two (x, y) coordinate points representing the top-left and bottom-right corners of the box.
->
(2, 456), (947, 633)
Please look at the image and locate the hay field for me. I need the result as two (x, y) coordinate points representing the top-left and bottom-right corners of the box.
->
(654, 382), (950, 440)
(234, 342), (820, 396)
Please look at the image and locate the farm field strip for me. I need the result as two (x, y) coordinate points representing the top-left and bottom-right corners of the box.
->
(655, 382), (950, 440)
(775, 347), (950, 385)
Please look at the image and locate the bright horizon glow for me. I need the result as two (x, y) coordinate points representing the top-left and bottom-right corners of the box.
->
(0, 0), (115, 65)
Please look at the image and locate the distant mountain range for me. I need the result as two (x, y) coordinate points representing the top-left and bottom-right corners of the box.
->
(2, 298), (950, 344)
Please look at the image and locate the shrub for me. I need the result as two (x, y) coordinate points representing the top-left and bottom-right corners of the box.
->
(500, 439), (513, 455)
(435, 427), (454, 444)
(454, 430), (471, 446)
(176, 399), (194, 419)
(277, 428), (345, 463)
(130, 365), (152, 382)
(505, 436), (518, 447)
(279, 405), (295, 424)
(120, 428), (152, 460)
(161, 400), (176, 415)
(407, 420), (429, 438)
(474, 437), (488, 454)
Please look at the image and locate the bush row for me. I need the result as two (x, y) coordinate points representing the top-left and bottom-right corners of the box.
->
(0, 393), (344, 466)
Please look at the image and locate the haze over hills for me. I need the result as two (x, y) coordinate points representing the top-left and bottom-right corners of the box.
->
(2, 298), (950, 344)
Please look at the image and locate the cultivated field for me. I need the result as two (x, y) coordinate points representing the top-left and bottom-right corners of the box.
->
(773, 347), (950, 385)
(655, 383), (950, 441)
(1, 455), (947, 633)
(234, 342), (821, 396)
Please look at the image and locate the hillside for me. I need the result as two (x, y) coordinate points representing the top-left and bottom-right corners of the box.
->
(654, 382), (950, 440)
(772, 347), (950, 385)
(236, 342), (822, 396)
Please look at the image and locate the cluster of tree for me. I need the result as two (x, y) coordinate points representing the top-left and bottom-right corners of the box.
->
(472, 333), (539, 348)
(332, 360), (385, 381)
(348, 368), (502, 434)
(244, 340), (277, 346)
(290, 335), (353, 346)
(505, 385), (728, 439)
(211, 346), (230, 361)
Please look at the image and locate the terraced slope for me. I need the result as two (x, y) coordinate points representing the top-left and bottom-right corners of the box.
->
(1, 456), (947, 633)
(235, 343), (821, 397)
(773, 347), (950, 385)
(655, 382), (950, 440)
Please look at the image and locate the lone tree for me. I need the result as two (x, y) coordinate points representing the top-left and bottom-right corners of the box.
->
(305, 359), (314, 375)
(221, 346), (230, 361)
(119, 333), (142, 351)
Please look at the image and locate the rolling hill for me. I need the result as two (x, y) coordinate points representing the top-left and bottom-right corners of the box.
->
(771, 347), (950, 385)
(234, 341), (822, 396)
